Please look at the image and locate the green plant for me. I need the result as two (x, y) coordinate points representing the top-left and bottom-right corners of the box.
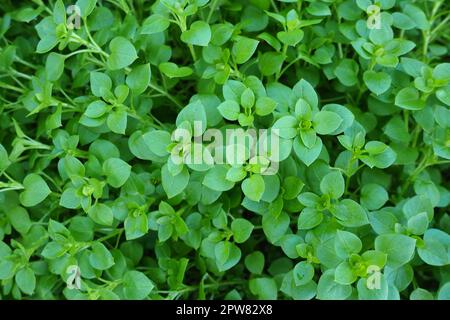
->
(0, 0), (449, 300)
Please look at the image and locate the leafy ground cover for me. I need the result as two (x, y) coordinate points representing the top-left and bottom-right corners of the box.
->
(0, 0), (449, 300)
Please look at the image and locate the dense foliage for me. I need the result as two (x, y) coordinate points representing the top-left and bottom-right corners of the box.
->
(0, 0), (449, 300)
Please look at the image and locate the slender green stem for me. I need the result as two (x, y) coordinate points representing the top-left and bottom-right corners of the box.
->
(95, 228), (124, 243)
(0, 81), (24, 92)
(270, 0), (279, 13)
(15, 56), (38, 69)
(403, 110), (409, 132)
(65, 49), (100, 59)
(275, 44), (289, 81)
(206, 0), (219, 23)
(11, 70), (32, 80)
(178, 15), (197, 61)
(149, 82), (183, 109)
(278, 55), (302, 79)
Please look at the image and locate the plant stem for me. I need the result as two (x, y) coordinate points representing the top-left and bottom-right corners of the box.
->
(95, 228), (124, 243)
(270, 0), (279, 13)
(149, 82), (183, 109)
(206, 0), (219, 23)
(275, 44), (289, 81)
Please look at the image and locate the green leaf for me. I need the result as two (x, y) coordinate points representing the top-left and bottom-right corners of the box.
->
(126, 64), (151, 95)
(84, 100), (108, 119)
(432, 63), (450, 82)
(53, 0), (66, 24)
(335, 261), (357, 285)
(211, 22), (234, 46)
(410, 288), (434, 300)
(0, 259), (15, 280)
(226, 166), (247, 182)
(360, 183), (388, 210)
(277, 29), (304, 46)
(262, 211), (290, 244)
(76, 0), (97, 18)
(282, 176), (304, 200)
(293, 135), (322, 166)
(298, 127), (315, 149)
(362, 250), (387, 268)
(281, 273), (317, 300)
(298, 208), (323, 230)
(258, 52), (284, 76)
(335, 199), (369, 227)
(361, 141), (397, 169)
(103, 158), (131, 188)
(383, 116), (411, 143)
(45, 52), (65, 81)
(60, 187), (81, 209)
(313, 111), (342, 135)
(203, 165), (235, 191)
(15, 267), (36, 295)
(240, 88), (255, 109)
(363, 71), (392, 95)
(320, 171), (344, 199)
(375, 234), (416, 268)
(357, 276), (389, 300)
(107, 37), (138, 70)
(395, 87), (425, 110)
(403, 4), (430, 30)
(141, 14), (170, 34)
(298, 192), (320, 207)
(90, 72), (112, 98)
(115, 85), (129, 103)
(129, 130), (166, 161)
(273, 115), (298, 139)
(7, 206), (31, 234)
(437, 283), (450, 300)
(249, 278), (278, 299)
(162, 164), (190, 198)
(255, 97), (277, 116)
(69, 217), (94, 242)
(89, 242), (115, 270)
(335, 59), (359, 86)
(123, 271), (154, 300)
(242, 174), (265, 202)
(245, 251), (264, 275)
(181, 21), (211, 46)
(0, 143), (11, 171)
(293, 261), (314, 286)
(159, 62), (193, 78)
(335, 230), (362, 259)
(407, 212), (429, 236)
(40, 242), (64, 259)
(214, 241), (242, 271)
(107, 110), (127, 134)
(36, 18), (58, 53)
(436, 87), (450, 106)
(238, 113), (254, 126)
(417, 229), (449, 266)
(307, 2), (331, 16)
(232, 37), (259, 64)
(144, 130), (171, 157)
(292, 79), (318, 109)
(88, 203), (114, 226)
(12, 7), (42, 23)
(231, 218), (254, 243)
(176, 100), (207, 130)
(19, 174), (51, 207)
(218, 100), (240, 121)
(317, 270), (352, 300)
